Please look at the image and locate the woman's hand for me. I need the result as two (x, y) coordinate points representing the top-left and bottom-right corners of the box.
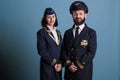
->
(54, 64), (62, 72)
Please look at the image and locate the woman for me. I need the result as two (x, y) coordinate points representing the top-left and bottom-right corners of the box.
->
(37, 8), (62, 80)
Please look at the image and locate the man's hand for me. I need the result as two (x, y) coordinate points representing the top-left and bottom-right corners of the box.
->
(69, 63), (77, 72)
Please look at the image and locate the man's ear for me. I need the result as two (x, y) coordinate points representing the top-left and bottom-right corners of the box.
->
(85, 13), (87, 19)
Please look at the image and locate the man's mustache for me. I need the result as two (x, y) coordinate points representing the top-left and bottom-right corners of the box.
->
(75, 18), (82, 20)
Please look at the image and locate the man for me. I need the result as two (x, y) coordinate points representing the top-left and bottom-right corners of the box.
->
(62, 1), (97, 80)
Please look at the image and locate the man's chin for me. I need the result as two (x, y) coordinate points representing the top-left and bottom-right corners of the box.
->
(74, 19), (85, 25)
(75, 22), (83, 25)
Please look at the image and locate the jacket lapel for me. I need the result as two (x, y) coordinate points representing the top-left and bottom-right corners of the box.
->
(56, 30), (61, 46)
(44, 27), (61, 46)
(77, 25), (89, 41)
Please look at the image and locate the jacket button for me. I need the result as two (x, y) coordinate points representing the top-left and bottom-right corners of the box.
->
(76, 57), (78, 59)
(71, 56), (73, 58)
(83, 62), (85, 64)
(71, 48), (74, 51)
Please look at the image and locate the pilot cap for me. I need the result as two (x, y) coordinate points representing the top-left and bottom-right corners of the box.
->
(69, 1), (88, 14)
(44, 8), (56, 15)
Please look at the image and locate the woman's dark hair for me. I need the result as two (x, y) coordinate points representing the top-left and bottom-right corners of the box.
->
(41, 8), (58, 27)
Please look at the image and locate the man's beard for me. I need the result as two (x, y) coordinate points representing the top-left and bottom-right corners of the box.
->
(73, 18), (85, 25)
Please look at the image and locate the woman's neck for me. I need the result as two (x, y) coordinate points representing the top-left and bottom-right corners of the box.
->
(47, 25), (54, 31)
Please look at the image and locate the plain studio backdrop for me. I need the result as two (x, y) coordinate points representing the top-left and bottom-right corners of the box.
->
(0, 0), (120, 80)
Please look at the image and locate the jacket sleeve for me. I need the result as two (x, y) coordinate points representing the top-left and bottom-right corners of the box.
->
(37, 31), (56, 66)
(80, 30), (97, 68)
(61, 31), (72, 67)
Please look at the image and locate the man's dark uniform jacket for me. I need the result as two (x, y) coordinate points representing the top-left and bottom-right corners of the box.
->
(62, 24), (97, 80)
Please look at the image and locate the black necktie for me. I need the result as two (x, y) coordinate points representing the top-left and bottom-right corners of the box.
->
(75, 27), (79, 39)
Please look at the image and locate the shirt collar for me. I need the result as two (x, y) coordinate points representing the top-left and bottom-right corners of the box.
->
(75, 23), (85, 30)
